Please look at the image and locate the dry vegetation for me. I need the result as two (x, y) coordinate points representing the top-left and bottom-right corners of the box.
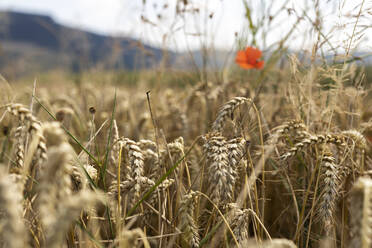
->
(0, 1), (372, 248)
(0, 57), (371, 248)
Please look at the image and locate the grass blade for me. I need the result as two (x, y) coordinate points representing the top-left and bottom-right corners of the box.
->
(100, 89), (117, 190)
(34, 96), (101, 166)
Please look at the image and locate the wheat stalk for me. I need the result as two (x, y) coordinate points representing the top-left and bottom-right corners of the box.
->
(109, 119), (120, 169)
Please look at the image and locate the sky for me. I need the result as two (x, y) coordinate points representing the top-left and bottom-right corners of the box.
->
(0, 0), (371, 53)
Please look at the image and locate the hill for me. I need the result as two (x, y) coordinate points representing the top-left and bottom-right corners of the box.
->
(0, 11), (171, 78)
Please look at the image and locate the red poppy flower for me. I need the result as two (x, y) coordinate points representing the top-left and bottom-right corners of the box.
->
(235, 46), (264, 69)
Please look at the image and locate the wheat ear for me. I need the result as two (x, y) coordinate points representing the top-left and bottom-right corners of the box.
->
(349, 177), (372, 248)
(7, 104), (47, 167)
(119, 138), (145, 198)
(204, 132), (234, 205)
(71, 163), (98, 189)
(159, 137), (185, 174)
(0, 167), (27, 248)
(178, 190), (200, 248)
(317, 149), (340, 234)
(273, 120), (307, 137)
(267, 120), (307, 147)
(13, 126), (25, 167)
(227, 137), (245, 170)
(142, 148), (159, 179)
(342, 129), (367, 170)
(227, 203), (250, 245)
(39, 123), (102, 247)
(245, 239), (297, 248)
(281, 133), (345, 160)
(138, 139), (157, 151)
(342, 129), (368, 151)
(212, 97), (251, 132)
(109, 179), (135, 199)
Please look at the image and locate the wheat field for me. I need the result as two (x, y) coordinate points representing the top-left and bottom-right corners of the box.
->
(0, 57), (371, 248)
(1, 1), (372, 248)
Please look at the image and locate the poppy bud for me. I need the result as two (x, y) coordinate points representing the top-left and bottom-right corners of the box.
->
(89, 107), (96, 115)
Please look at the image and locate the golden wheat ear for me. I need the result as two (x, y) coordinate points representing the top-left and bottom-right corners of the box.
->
(349, 177), (372, 248)
(226, 203), (251, 245)
(317, 148), (340, 235)
(0, 166), (27, 248)
(212, 97), (251, 133)
(203, 132), (234, 205)
(39, 122), (103, 247)
(245, 238), (297, 247)
(7, 104), (48, 170)
(266, 119), (307, 149)
(118, 138), (145, 198)
(178, 190), (200, 248)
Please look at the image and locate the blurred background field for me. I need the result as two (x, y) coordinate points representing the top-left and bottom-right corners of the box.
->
(0, 1), (371, 82)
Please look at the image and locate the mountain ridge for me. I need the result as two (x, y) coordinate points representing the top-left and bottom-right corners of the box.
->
(0, 11), (172, 77)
